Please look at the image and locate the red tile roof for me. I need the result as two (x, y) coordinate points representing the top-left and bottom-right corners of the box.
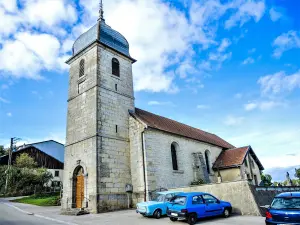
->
(213, 146), (249, 169)
(131, 108), (235, 149)
(213, 146), (264, 170)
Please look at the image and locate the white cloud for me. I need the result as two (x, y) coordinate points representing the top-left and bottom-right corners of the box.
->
(244, 102), (257, 111)
(269, 8), (282, 22)
(234, 93), (243, 99)
(148, 101), (175, 106)
(0, 32), (68, 79)
(272, 30), (300, 58)
(217, 38), (231, 52)
(225, 0), (266, 29)
(6, 112), (12, 117)
(258, 70), (300, 95)
(0, 0), (17, 12)
(244, 101), (286, 111)
(22, 0), (77, 29)
(0, 8), (21, 36)
(0, 97), (10, 103)
(224, 115), (244, 126)
(242, 57), (255, 65)
(197, 104), (210, 109)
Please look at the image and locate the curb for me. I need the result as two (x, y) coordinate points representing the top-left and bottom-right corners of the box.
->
(3, 203), (78, 225)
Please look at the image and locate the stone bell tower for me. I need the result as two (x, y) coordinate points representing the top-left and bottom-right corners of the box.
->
(62, 1), (136, 213)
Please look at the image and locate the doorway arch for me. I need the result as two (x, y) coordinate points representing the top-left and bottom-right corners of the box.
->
(72, 166), (84, 208)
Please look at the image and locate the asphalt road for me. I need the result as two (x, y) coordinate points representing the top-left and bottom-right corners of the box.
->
(0, 202), (58, 225)
(0, 198), (265, 225)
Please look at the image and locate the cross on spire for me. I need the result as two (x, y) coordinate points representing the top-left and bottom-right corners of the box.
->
(98, 0), (105, 21)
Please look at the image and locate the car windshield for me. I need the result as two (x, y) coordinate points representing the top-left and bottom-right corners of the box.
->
(271, 197), (300, 210)
(152, 194), (165, 202)
(170, 196), (186, 205)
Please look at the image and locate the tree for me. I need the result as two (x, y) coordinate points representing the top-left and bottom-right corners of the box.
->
(295, 168), (300, 180)
(261, 173), (273, 186)
(0, 145), (7, 157)
(15, 153), (37, 169)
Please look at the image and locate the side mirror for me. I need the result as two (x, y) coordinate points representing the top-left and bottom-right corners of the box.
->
(217, 200), (220, 204)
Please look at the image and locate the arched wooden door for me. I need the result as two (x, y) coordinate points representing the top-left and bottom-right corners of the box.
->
(75, 167), (84, 209)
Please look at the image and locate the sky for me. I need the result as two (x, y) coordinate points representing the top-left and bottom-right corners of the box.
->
(0, 0), (299, 181)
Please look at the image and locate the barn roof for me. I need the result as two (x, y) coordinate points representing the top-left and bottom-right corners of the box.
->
(18, 140), (64, 163)
(130, 108), (235, 149)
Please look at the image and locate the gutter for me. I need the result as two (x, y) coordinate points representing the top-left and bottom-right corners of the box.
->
(141, 131), (147, 201)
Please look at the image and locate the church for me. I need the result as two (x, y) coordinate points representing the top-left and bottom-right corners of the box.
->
(62, 3), (264, 214)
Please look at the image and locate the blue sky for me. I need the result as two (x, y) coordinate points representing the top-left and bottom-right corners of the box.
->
(0, 0), (299, 181)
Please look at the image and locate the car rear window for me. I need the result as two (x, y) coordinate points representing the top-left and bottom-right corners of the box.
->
(271, 197), (300, 210)
(171, 196), (186, 205)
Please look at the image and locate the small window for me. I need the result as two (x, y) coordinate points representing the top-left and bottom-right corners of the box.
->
(245, 158), (248, 167)
(112, 58), (120, 77)
(165, 194), (173, 202)
(79, 59), (85, 77)
(116, 125), (118, 133)
(202, 194), (218, 204)
(55, 171), (59, 177)
(171, 143), (178, 171)
(192, 196), (204, 205)
(115, 84), (118, 91)
(205, 150), (211, 174)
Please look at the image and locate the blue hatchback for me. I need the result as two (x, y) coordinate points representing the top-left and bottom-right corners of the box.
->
(167, 192), (232, 225)
(265, 192), (300, 225)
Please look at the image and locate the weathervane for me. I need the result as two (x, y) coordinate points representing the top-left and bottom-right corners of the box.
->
(98, 0), (105, 21)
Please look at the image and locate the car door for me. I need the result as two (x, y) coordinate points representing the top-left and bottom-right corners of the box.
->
(202, 194), (223, 216)
(163, 194), (173, 214)
(189, 195), (206, 218)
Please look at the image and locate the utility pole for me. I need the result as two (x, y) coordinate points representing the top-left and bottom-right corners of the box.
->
(5, 137), (21, 194)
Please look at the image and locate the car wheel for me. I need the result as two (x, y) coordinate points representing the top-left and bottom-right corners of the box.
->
(170, 217), (178, 222)
(223, 208), (230, 218)
(153, 209), (162, 219)
(187, 213), (197, 225)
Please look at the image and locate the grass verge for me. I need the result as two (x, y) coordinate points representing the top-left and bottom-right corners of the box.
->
(11, 193), (61, 206)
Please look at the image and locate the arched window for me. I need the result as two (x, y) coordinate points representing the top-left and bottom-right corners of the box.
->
(171, 143), (178, 171)
(79, 59), (85, 77)
(112, 58), (120, 77)
(205, 150), (211, 174)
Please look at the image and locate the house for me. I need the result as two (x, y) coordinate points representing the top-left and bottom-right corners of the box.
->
(213, 146), (264, 185)
(61, 3), (265, 214)
(0, 140), (64, 187)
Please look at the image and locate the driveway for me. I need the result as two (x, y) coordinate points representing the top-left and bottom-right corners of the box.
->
(0, 198), (265, 225)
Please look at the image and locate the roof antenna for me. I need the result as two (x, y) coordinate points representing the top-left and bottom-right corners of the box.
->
(98, 0), (105, 22)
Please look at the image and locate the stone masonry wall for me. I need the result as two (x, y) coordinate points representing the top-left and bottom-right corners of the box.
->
(170, 180), (261, 216)
(63, 43), (98, 213)
(143, 128), (223, 193)
(96, 45), (135, 212)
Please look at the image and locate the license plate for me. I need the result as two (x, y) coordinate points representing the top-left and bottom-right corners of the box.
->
(171, 213), (178, 216)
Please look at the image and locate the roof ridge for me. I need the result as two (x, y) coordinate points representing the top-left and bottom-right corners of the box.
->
(22, 140), (64, 146)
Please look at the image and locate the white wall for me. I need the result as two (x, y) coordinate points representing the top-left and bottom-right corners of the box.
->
(143, 129), (223, 191)
(240, 153), (262, 185)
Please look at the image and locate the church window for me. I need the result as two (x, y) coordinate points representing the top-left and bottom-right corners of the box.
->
(245, 158), (248, 167)
(116, 125), (118, 133)
(205, 150), (211, 174)
(171, 143), (178, 171)
(112, 58), (120, 77)
(79, 59), (85, 77)
(115, 84), (118, 91)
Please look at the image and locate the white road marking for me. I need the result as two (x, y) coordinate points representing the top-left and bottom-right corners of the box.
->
(3, 203), (78, 225)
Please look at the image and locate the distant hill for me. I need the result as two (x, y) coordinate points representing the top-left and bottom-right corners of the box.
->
(265, 165), (300, 182)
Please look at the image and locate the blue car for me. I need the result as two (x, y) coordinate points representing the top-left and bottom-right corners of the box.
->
(167, 192), (232, 225)
(265, 192), (300, 225)
(136, 191), (182, 219)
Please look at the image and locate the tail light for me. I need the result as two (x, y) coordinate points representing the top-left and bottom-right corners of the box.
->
(181, 209), (188, 213)
(266, 211), (272, 219)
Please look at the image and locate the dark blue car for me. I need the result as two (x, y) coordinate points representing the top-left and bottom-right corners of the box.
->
(266, 192), (300, 225)
(167, 192), (232, 225)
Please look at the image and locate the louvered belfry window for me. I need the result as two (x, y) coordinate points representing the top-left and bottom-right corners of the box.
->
(79, 59), (85, 77)
(112, 58), (120, 77)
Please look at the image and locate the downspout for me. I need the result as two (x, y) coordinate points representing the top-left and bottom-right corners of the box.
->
(141, 131), (147, 201)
